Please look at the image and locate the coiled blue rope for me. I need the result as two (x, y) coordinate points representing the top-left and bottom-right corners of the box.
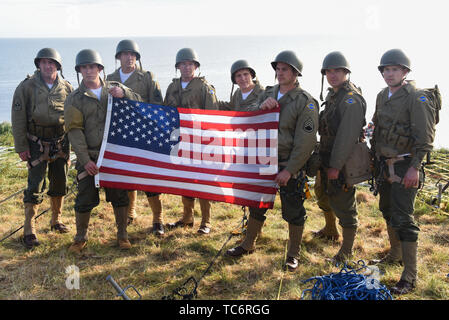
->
(301, 260), (393, 300)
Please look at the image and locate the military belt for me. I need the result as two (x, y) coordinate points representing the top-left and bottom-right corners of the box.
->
(28, 122), (64, 139)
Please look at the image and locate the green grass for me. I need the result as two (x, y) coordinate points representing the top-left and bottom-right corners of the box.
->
(0, 133), (448, 300)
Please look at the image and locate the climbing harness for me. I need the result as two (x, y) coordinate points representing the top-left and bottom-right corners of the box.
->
(301, 260), (393, 300)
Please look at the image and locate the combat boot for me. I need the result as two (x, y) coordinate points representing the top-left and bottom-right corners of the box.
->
(198, 198), (211, 234)
(285, 224), (304, 271)
(127, 190), (137, 225)
(166, 196), (195, 229)
(226, 217), (264, 257)
(23, 203), (40, 249)
(370, 225), (402, 265)
(50, 196), (69, 233)
(391, 241), (417, 295)
(114, 206), (131, 249)
(329, 227), (357, 264)
(69, 211), (91, 254)
(312, 210), (339, 241)
(147, 195), (164, 236)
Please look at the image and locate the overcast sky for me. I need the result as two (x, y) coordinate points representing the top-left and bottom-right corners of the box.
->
(0, 0), (447, 38)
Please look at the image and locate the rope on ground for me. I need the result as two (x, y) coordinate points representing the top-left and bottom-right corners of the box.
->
(301, 260), (393, 300)
(161, 206), (249, 300)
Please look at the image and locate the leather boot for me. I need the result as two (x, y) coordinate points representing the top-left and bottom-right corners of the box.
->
(313, 210), (339, 241)
(147, 195), (163, 224)
(370, 225), (402, 265)
(74, 211), (91, 242)
(198, 198), (211, 234)
(226, 217), (264, 256)
(391, 241), (417, 295)
(127, 190), (137, 224)
(148, 194), (164, 236)
(286, 224), (304, 271)
(331, 227), (357, 263)
(69, 211), (91, 254)
(181, 196), (195, 224)
(114, 206), (131, 249)
(24, 203), (38, 237)
(50, 196), (69, 233)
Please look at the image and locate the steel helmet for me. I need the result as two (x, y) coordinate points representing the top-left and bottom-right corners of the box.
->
(321, 51), (351, 75)
(175, 48), (200, 68)
(378, 49), (411, 72)
(34, 48), (62, 70)
(75, 49), (104, 72)
(115, 39), (141, 60)
(230, 60), (256, 84)
(271, 50), (303, 76)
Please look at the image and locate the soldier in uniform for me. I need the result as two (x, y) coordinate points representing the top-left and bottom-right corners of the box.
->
(64, 49), (142, 253)
(107, 39), (165, 236)
(226, 50), (319, 271)
(11, 48), (73, 249)
(317, 51), (367, 263)
(218, 60), (264, 111)
(164, 48), (219, 235)
(371, 49), (436, 294)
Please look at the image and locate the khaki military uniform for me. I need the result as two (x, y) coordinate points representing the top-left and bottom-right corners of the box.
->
(11, 70), (72, 236)
(218, 80), (264, 112)
(373, 81), (435, 242)
(64, 79), (141, 242)
(372, 80), (436, 285)
(164, 77), (218, 228)
(318, 81), (366, 229)
(107, 68), (164, 224)
(250, 83), (319, 226)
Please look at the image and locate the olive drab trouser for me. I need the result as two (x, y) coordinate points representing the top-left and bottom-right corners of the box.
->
(377, 157), (422, 284)
(181, 196), (211, 228)
(24, 136), (69, 205)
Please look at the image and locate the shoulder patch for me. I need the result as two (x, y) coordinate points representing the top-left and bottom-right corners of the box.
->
(303, 117), (315, 133)
(307, 103), (315, 110)
(418, 95), (428, 103)
(13, 101), (22, 111)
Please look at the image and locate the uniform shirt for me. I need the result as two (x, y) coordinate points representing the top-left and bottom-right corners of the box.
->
(107, 68), (163, 104)
(164, 77), (218, 110)
(11, 70), (73, 153)
(218, 80), (264, 112)
(258, 83), (319, 176)
(372, 80), (436, 169)
(318, 81), (366, 170)
(64, 79), (142, 167)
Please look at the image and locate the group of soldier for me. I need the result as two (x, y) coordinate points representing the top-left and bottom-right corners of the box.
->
(10, 39), (437, 296)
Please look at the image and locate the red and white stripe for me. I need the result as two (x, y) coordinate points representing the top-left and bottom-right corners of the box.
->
(97, 104), (279, 208)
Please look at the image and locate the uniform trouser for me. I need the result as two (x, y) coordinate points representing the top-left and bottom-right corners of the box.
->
(23, 138), (69, 204)
(249, 176), (307, 227)
(73, 169), (129, 242)
(321, 170), (358, 229)
(378, 160), (421, 242)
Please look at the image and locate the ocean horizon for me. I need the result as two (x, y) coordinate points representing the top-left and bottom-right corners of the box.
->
(1, 35), (446, 148)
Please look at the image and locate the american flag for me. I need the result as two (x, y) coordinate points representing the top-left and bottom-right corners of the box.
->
(95, 96), (279, 208)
